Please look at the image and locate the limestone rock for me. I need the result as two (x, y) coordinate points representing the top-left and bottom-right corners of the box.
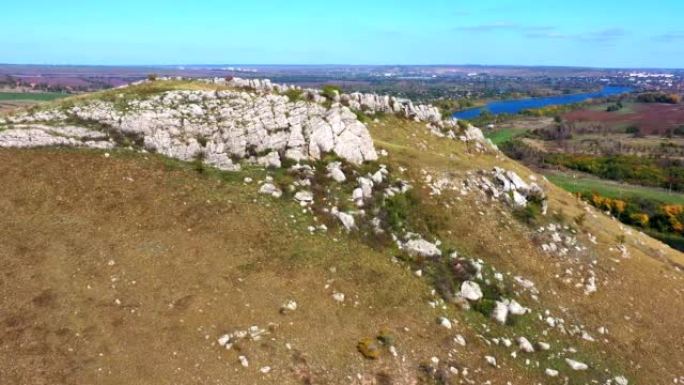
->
(460, 281), (483, 301)
(492, 301), (509, 324)
(516, 337), (535, 353)
(259, 183), (282, 198)
(403, 238), (442, 258)
(565, 358), (588, 371)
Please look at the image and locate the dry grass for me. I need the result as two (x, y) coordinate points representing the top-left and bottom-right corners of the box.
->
(369, 116), (684, 384)
(0, 148), (525, 385)
(1, 106), (683, 384)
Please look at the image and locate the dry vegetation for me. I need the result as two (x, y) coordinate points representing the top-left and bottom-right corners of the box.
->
(1, 95), (683, 384)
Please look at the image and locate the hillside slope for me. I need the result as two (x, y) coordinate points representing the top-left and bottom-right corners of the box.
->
(0, 79), (682, 385)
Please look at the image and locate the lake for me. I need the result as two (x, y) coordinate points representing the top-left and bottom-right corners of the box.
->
(453, 86), (633, 120)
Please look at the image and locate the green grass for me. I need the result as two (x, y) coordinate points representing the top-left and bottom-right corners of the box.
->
(0, 92), (69, 102)
(485, 127), (527, 145)
(545, 171), (684, 205)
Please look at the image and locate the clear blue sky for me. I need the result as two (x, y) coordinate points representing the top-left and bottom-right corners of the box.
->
(2, 0), (683, 68)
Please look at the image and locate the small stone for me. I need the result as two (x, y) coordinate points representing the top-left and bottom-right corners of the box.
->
(332, 292), (345, 303)
(492, 301), (509, 324)
(217, 334), (231, 347)
(260, 366), (271, 374)
(537, 341), (551, 351)
(545, 368), (559, 377)
(280, 300), (297, 314)
(238, 355), (249, 367)
(614, 375), (628, 385)
(460, 281), (483, 301)
(454, 335), (466, 347)
(243, 177), (253, 184)
(565, 358), (588, 371)
(259, 183), (283, 198)
(516, 337), (535, 353)
(485, 355), (497, 367)
(294, 190), (313, 202)
(507, 299), (527, 315)
(437, 317), (452, 329)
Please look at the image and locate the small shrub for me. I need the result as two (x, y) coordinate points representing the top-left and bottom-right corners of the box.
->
(606, 104), (622, 112)
(377, 329), (395, 346)
(283, 89), (304, 102)
(457, 119), (470, 130)
(192, 152), (206, 174)
(147, 73), (158, 81)
(574, 213), (587, 227)
(357, 337), (381, 359)
(321, 84), (341, 100)
(625, 125), (642, 137)
(513, 202), (542, 225)
(354, 110), (371, 124)
(383, 193), (416, 232)
(472, 299), (497, 317)
(196, 135), (208, 147)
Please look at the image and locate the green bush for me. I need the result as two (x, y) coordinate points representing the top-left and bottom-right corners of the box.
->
(383, 193), (415, 232)
(472, 299), (497, 317)
(321, 84), (341, 100)
(512, 201), (542, 225)
(283, 89), (304, 102)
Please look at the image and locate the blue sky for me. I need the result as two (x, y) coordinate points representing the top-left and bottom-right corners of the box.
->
(2, 0), (683, 68)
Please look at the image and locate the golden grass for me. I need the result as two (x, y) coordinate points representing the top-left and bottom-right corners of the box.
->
(369, 117), (684, 384)
(1, 100), (683, 384)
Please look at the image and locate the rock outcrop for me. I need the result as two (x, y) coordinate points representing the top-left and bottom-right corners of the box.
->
(0, 87), (378, 168)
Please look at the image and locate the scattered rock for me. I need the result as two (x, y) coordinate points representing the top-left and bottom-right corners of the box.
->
(280, 300), (297, 314)
(565, 358), (588, 371)
(259, 183), (283, 198)
(332, 209), (355, 231)
(294, 190), (314, 203)
(492, 301), (509, 324)
(516, 337), (535, 353)
(460, 281), (483, 301)
(332, 292), (345, 303)
(326, 162), (346, 182)
(403, 237), (442, 258)
(437, 317), (452, 329)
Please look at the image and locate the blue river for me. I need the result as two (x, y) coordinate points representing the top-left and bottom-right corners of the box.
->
(453, 86), (633, 120)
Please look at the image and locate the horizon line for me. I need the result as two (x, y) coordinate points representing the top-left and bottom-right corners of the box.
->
(1, 63), (683, 71)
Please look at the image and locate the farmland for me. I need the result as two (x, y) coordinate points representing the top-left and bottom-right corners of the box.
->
(564, 102), (684, 135)
(544, 170), (684, 205)
(0, 91), (68, 101)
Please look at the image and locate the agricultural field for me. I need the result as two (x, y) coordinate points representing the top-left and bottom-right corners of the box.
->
(0, 91), (68, 101)
(564, 102), (684, 135)
(0, 91), (69, 113)
(543, 170), (684, 205)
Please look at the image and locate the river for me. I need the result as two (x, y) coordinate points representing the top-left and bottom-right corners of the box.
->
(453, 86), (633, 120)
